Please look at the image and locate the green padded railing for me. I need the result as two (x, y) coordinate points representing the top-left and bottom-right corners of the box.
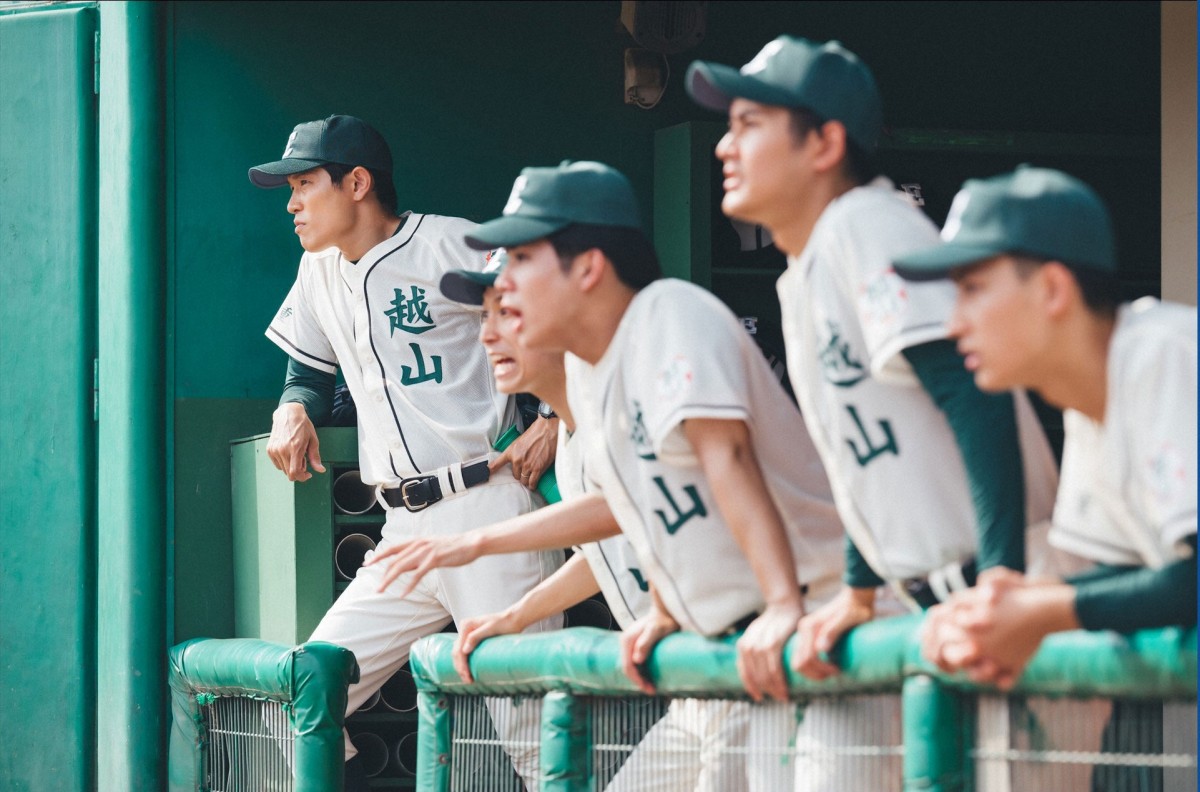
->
(167, 638), (359, 792)
(408, 616), (1197, 792)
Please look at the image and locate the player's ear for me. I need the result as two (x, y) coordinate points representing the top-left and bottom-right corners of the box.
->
(348, 166), (374, 203)
(1039, 261), (1077, 319)
(810, 120), (848, 174)
(574, 248), (607, 293)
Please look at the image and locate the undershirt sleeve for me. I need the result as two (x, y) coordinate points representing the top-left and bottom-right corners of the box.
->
(902, 339), (1026, 573)
(280, 356), (335, 427)
(1072, 536), (1198, 631)
(844, 533), (886, 588)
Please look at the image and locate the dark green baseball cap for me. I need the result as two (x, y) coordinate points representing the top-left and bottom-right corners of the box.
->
(464, 161), (642, 250)
(248, 114), (393, 188)
(439, 249), (507, 306)
(893, 165), (1117, 281)
(686, 36), (883, 151)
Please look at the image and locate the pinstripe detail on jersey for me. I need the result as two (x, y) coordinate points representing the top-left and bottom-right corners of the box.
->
(364, 213), (427, 476)
(267, 325), (338, 370)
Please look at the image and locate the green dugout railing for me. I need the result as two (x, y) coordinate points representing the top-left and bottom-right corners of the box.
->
(167, 638), (358, 792)
(408, 616), (1197, 792)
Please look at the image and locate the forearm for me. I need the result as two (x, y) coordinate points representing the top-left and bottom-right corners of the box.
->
(1072, 547), (1198, 632)
(904, 340), (1026, 573)
(506, 554), (601, 629)
(280, 356), (335, 426)
(687, 419), (801, 608)
(474, 493), (621, 556)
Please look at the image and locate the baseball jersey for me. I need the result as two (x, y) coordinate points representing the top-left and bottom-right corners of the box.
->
(1051, 297), (1197, 568)
(568, 279), (844, 637)
(555, 420), (652, 629)
(267, 213), (514, 486)
(779, 178), (1059, 581)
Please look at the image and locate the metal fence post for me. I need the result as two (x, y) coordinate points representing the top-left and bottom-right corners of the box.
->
(540, 690), (591, 792)
(903, 674), (973, 792)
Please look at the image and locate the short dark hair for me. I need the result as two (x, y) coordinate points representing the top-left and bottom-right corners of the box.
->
(1012, 255), (1121, 317)
(786, 106), (879, 186)
(322, 162), (398, 215)
(546, 223), (661, 291)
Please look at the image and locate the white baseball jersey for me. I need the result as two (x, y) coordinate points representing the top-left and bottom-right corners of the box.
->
(1051, 297), (1197, 567)
(568, 279), (844, 637)
(267, 213), (514, 486)
(555, 421), (653, 629)
(779, 178), (1059, 581)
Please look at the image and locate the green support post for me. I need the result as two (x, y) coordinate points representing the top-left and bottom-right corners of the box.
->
(540, 690), (591, 792)
(417, 690), (453, 792)
(902, 674), (973, 792)
(96, 2), (168, 790)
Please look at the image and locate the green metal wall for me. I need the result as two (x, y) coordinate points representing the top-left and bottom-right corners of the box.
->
(0, 6), (98, 790)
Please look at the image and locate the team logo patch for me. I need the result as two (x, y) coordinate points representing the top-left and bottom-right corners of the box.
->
(817, 320), (867, 388)
(281, 130), (298, 159)
(857, 268), (908, 341)
(628, 401), (656, 461)
(656, 355), (694, 402)
(1146, 443), (1190, 510)
(279, 306), (293, 319)
(385, 285), (436, 336)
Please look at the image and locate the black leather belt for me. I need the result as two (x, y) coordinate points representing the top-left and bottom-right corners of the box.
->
(380, 459), (491, 512)
(903, 557), (977, 610)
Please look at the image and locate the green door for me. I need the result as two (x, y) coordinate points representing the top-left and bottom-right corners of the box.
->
(0, 5), (98, 790)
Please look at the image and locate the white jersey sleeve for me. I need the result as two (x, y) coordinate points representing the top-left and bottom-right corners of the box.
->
(631, 281), (755, 462)
(1051, 299), (1197, 566)
(1111, 300), (1197, 556)
(827, 180), (953, 384)
(267, 251), (339, 374)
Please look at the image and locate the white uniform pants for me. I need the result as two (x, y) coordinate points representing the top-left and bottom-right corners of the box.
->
(309, 471), (564, 788)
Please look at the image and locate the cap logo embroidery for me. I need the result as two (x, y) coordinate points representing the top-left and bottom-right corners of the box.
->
(942, 192), (970, 241)
(503, 176), (528, 216)
(742, 39), (784, 75)
(282, 130), (298, 159)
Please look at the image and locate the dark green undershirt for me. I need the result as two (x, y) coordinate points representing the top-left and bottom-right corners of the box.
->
(1072, 536), (1198, 632)
(280, 356), (335, 426)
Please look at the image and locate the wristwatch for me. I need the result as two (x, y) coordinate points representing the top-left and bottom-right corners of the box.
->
(537, 400), (557, 420)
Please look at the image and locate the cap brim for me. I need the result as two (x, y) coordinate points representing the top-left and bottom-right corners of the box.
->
(685, 61), (804, 113)
(893, 242), (1008, 281)
(439, 270), (497, 306)
(464, 215), (569, 250)
(248, 158), (328, 188)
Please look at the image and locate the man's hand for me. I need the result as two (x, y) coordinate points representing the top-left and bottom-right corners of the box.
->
(736, 601), (804, 702)
(364, 532), (482, 596)
(921, 575), (1075, 690)
(491, 417), (558, 490)
(619, 606), (680, 695)
(792, 586), (876, 680)
(266, 402), (326, 482)
(452, 608), (526, 683)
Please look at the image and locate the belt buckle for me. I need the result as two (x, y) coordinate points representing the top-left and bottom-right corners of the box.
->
(400, 476), (433, 512)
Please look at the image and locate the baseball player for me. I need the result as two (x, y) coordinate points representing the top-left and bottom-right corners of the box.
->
(435, 252), (652, 677)
(248, 114), (563, 791)
(369, 161), (847, 789)
(686, 37), (1076, 677)
(896, 166), (1197, 686)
